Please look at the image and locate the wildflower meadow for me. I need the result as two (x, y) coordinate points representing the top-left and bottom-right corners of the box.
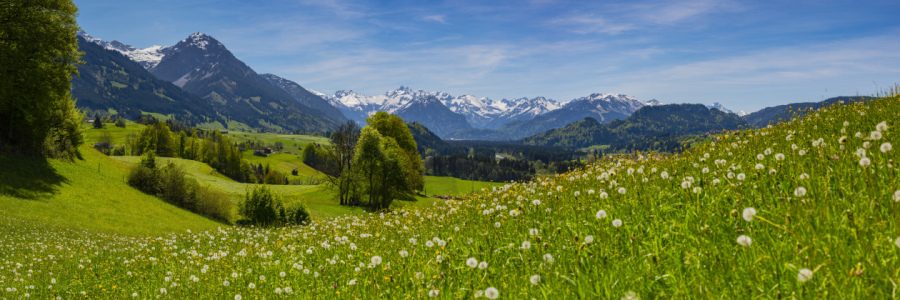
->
(3, 89), (900, 298)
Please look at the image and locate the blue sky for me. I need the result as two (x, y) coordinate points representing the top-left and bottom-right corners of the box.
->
(75, 0), (900, 113)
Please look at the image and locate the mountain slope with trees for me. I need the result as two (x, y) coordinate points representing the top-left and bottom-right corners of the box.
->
(72, 36), (219, 124)
(523, 104), (747, 149)
(742, 96), (872, 128)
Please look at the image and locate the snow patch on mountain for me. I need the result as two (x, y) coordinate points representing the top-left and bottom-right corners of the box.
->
(706, 102), (741, 115)
(77, 31), (170, 69)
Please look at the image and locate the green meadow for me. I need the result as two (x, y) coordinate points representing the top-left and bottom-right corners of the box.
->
(2, 91), (900, 298)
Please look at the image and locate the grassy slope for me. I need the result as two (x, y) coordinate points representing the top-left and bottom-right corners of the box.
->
(0, 145), (222, 237)
(5, 93), (900, 298)
(422, 176), (506, 197)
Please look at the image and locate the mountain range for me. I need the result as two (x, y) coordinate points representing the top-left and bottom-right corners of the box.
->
(76, 31), (755, 142)
(77, 31), (340, 133)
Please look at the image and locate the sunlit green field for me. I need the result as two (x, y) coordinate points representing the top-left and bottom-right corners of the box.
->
(3, 91), (900, 298)
(0, 146), (222, 236)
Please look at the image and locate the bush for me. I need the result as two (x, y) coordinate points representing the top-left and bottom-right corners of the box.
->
(157, 164), (194, 208)
(283, 202), (310, 225)
(112, 145), (127, 156)
(126, 165), (158, 195)
(115, 118), (126, 128)
(238, 185), (284, 226)
(194, 185), (233, 223)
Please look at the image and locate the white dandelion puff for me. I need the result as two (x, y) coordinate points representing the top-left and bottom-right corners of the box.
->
(797, 269), (813, 282)
(881, 143), (892, 153)
(466, 258), (478, 268)
(596, 210), (607, 219)
(742, 207), (756, 222)
(585, 235), (594, 243)
(736, 235), (752, 247)
(484, 287), (499, 299)
(612, 219), (623, 228)
(871, 131), (883, 140)
(530, 275), (541, 285)
(859, 157), (871, 167)
(877, 121), (888, 132)
(794, 187), (807, 197)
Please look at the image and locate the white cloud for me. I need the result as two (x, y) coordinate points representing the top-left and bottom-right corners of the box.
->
(422, 15), (448, 24)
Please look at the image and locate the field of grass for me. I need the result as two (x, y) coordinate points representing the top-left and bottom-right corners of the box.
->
(4, 91), (900, 298)
(422, 175), (506, 197)
(0, 145), (223, 237)
(225, 131), (330, 154)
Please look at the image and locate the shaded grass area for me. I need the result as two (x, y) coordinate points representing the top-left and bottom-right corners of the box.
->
(0, 146), (222, 236)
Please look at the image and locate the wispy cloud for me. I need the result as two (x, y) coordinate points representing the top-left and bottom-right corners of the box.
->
(548, 14), (634, 35)
(422, 15), (448, 24)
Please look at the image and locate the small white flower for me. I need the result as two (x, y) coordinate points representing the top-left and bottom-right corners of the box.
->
(596, 210), (607, 219)
(599, 192), (608, 199)
(736, 235), (752, 247)
(617, 187), (626, 194)
(426, 241), (434, 247)
(877, 121), (888, 132)
(896, 236), (900, 249)
(543, 254), (554, 263)
(797, 269), (813, 282)
(693, 187), (702, 194)
(399, 250), (409, 258)
(737, 173), (746, 181)
(521, 241), (532, 249)
(529, 228), (539, 236)
(223, 280), (230, 286)
(755, 163), (764, 170)
(429, 289), (440, 297)
(530, 274), (541, 285)
(881, 143), (892, 153)
(584, 235), (594, 243)
(478, 261), (488, 269)
(894, 191), (900, 202)
(775, 153), (785, 161)
(756, 154), (765, 160)
(494, 222), (501, 228)
(799, 173), (809, 180)
(235, 295), (242, 300)
(612, 219), (623, 228)
(681, 181), (691, 189)
(371, 256), (382, 265)
(348, 279), (357, 285)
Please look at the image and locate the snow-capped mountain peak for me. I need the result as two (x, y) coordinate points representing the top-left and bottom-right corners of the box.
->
(77, 31), (171, 69)
(707, 102), (738, 115)
(184, 32), (213, 50)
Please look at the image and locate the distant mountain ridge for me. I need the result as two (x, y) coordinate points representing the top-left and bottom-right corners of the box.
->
(446, 93), (651, 140)
(312, 86), (562, 131)
(523, 104), (747, 149)
(79, 31), (341, 133)
(742, 96), (872, 128)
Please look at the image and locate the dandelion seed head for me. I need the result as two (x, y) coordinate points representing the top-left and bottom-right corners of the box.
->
(736, 235), (752, 247)
(797, 269), (813, 282)
(484, 287), (499, 299)
(612, 219), (623, 228)
(530, 275), (541, 285)
(742, 207), (756, 222)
